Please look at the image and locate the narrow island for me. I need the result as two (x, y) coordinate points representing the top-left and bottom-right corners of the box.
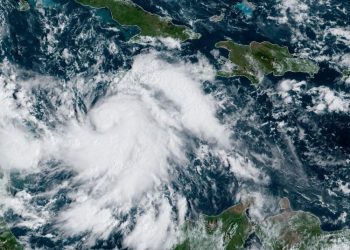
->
(209, 13), (225, 22)
(215, 41), (319, 84)
(75, 0), (198, 41)
(173, 197), (350, 249)
(0, 218), (22, 250)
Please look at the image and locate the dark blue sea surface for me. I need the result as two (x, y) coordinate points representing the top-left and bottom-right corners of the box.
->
(1, 0), (350, 248)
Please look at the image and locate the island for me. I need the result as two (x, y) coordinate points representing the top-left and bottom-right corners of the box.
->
(342, 70), (350, 82)
(215, 40), (319, 84)
(18, 0), (30, 11)
(209, 13), (225, 23)
(0, 218), (22, 250)
(75, 0), (198, 41)
(173, 197), (350, 249)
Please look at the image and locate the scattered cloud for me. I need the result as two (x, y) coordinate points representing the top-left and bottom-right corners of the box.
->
(308, 86), (350, 114)
(0, 51), (232, 247)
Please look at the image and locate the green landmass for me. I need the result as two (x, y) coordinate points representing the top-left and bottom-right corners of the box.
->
(18, 0), (30, 11)
(215, 41), (319, 84)
(257, 198), (350, 250)
(174, 200), (252, 250)
(173, 197), (350, 250)
(0, 219), (22, 250)
(342, 70), (350, 81)
(75, 0), (197, 41)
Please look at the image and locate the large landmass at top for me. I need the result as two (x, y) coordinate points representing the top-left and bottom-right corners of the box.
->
(174, 197), (350, 250)
(75, 0), (198, 41)
(215, 41), (319, 84)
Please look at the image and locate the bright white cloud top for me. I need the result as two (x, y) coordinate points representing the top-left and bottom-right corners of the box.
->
(0, 51), (257, 249)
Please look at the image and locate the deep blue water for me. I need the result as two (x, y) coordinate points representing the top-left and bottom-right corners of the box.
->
(1, 0), (350, 248)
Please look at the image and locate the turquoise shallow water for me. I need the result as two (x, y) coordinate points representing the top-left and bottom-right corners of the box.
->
(27, 0), (36, 6)
(42, 0), (58, 7)
(30, 0), (59, 8)
(235, 2), (254, 17)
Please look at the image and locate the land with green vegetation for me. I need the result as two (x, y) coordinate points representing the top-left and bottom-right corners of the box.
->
(0, 218), (22, 250)
(75, 0), (197, 41)
(18, 0), (30, 11)
(257, 198), (350, 250)
(342, 70), (350, 81)
(215, 41), (319, 84)
(174, 197), (350, 250)
(174, 200), (252, 250)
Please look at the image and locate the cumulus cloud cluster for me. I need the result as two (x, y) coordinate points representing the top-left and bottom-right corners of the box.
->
(57, 52), (230, 247)
(328, 27), (350, 46)
(275, 0), (309, 24)
(0, 51), (250, 249)
(308, 86), (350, 114)
(277, 79), (350, 114)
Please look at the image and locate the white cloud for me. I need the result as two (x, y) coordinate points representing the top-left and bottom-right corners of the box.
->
(337, 181), (350, 195)
(276, 79), (350, 114)
(328, 27), (350, 46)
(235, 191), (277, 222)
(123, 199), (179, 250)
(134, 36), (182, 50)
(339, 54), (350, 68)
(0, 126), (41, 170)
(158, 37), (182, 49)
(0, 61), (73, 171)
(0, 51), (230, 247)
(277, 79), (305, 104)
(226, 154), (269, 184)
(57, 196), (118, 243)
(0, 70), (41, 170)
(308, 86), (350, 114)
(275, 0), (309, 24)
(278, 79), (305, 93)
(56, 52), (230, 243)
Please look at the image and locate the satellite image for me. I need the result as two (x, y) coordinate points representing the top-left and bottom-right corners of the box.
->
(0, 0), (350, 249)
